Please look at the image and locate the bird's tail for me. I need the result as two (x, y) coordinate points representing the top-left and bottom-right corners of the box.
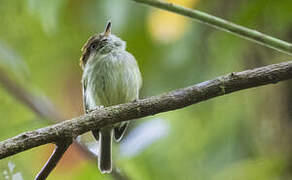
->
(98, 128), (113, 173)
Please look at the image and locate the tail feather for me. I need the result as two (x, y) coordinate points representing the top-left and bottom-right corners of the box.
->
(98, 128), (113, 173)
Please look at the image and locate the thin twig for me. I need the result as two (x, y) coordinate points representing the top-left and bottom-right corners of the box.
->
(35, 140), (71, 180)
(132, 0), (292, 56)
(0, 68), (130, 180)
(1, 60), (291, 159)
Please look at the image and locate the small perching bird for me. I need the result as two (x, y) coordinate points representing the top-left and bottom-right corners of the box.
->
(80, 21), (142, 173)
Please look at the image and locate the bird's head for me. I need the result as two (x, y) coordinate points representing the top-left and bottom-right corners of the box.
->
(80, 21), (126, 69)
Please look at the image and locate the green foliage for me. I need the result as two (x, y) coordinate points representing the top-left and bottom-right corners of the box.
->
(0, 0), (291, 179)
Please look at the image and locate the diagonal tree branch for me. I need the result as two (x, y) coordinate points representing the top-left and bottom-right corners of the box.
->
(0, 68), (130, 180)
(132, 0), (292, 56)
(1, 60), (292, 159)
(35, 141), (71, 180)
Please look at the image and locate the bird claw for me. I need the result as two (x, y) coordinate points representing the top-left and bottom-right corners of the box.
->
(86, 106), (104, 113)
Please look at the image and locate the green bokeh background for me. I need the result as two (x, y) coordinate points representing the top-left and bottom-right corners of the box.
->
(0, 0), (292, 179)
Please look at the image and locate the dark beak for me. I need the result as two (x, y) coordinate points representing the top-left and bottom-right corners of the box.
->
(104, 21), (111, 37)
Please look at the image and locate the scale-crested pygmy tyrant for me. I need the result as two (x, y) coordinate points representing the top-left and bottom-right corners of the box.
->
(80, 22), (142, 173)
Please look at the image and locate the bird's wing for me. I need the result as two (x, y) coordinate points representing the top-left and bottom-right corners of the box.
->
(82, 77), (89, 113)
(82, 76), (100, 140)
(114, 122), (129, 142)
(114, 52), (141, 142)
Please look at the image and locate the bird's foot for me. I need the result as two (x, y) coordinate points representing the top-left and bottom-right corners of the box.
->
(86, 106), (104, 113)
(132, 99), (138, 102)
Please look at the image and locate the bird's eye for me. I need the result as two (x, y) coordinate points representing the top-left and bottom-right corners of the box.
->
(90, 43), (97, 49)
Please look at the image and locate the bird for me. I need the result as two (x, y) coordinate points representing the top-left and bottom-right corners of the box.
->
(80, 21), (142, 173)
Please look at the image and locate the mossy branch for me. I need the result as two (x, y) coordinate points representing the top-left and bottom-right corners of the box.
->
(1, 60), (292, 159)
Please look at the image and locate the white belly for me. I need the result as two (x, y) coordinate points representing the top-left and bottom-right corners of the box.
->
(83, 50), (142, 109)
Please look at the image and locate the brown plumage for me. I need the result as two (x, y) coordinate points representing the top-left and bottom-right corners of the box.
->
(80, 23), (112, 68)
(79, 34), (101, 68)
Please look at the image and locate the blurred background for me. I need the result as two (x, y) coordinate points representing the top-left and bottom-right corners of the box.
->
(0, 0), (292, 179)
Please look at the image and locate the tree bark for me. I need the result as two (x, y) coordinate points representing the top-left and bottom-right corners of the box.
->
(0, 60), (292, 159)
